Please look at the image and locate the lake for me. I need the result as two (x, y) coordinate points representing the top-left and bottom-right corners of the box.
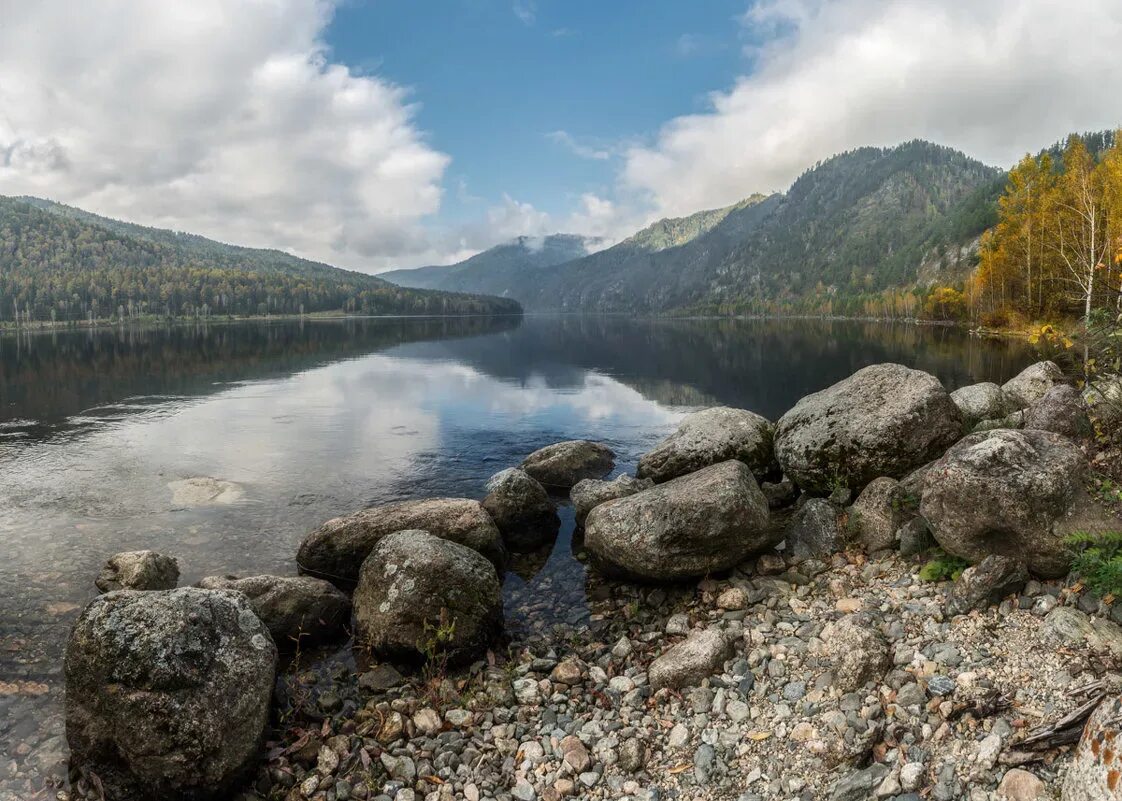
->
(0, 315), (1037, 794)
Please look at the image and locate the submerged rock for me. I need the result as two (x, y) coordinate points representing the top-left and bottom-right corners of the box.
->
(636, 406), (774, 483)
(570, 474), (653, 525)
(520, 440), (615, 489)
(297, 498), (504, 587)
(848, 477), (912, 552)
(65, 588), (276, 801)
(951, 382), (1009, 427)
(920, 429), (1109, 577)
(352, 530), (502, 665)
(95, 550), (179, 593)
(481, 468), (558, 552)
(167, 476), (244, 507)
(1024, 384), (1092, 439)
(774, 363), (963, 494)
(1002, 360), (1065, 410)
(196, 574), (350, 648)
(584, 460), (772, 581)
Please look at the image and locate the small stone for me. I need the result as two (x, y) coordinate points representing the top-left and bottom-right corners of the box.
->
(900, 763), (925, 792)
(618, 738), (645, 773)
(997, 768), (1045, 800)
(649, 628), (730, 690)
(835, 597), (862, 613)
(359, 663), (405, 692)
(560, 735), (591, 772)
(512, 780), (536, 801)
(717, 586), (748, 610)
(550, 659), (583, 685)
(412, 708), (442, 736)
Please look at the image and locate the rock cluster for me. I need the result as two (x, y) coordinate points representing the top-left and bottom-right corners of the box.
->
(58, 359), (1122, 801)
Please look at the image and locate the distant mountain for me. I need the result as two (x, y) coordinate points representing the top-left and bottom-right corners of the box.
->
(0, 197), (521, 322)
(381, 234), (594, 296)
(511, 141), (1001, 313)
(390, 141), (1004, 314)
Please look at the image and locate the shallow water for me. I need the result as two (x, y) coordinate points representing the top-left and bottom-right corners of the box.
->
(0, 314), (1037, 793)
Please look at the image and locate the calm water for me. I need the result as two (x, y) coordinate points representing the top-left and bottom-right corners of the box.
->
(0, 315), (1037, 792)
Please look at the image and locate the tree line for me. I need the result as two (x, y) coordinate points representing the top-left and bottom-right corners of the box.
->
(0, 198), (521, 324)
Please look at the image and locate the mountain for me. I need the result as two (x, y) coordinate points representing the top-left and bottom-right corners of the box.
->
(381, 234), (594, 296)
(0, 197), (521, 323)
(387, 141), (1003, 314)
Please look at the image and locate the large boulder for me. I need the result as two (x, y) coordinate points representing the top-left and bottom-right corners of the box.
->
(65, 588), (276, 801)
(951, 382), (1009, 427)
(774, 364), (964, 494)
(636, 407), (774, 483)
(95, 550), (179, 593)
(196, 575), (350, 649)
(1002, 360), (1065, 410)
(920, 429), (1112, 577)
(848, 477), (912, 552)
(584, 460), (772, 581)
(1084, 374), (1122, 430)
(481, 468), (558, 552)
(297, 498), (504, 587)
(785, 498), (842, 561)
(1062, 693), (1122, 801)
(570, 474), (653, 525)
(1024, 384), (1092, 439)
(353, 530), (502, 665)
(520, 440), (615, 489)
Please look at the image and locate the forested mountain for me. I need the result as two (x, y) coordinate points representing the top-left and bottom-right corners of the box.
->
(380, 234), (594, 296)
(383, 141), (1002, 315)
(0, 197), (521, 323)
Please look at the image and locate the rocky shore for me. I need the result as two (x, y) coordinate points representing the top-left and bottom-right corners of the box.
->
(46, 360), (1122, 801)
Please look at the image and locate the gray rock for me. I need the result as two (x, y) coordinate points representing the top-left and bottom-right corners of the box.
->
(95, 550), (179, 593)
(848, 477), (911, 551)
(297, 498), (504, 587)
(972, 409), (1025, 432)
(65, 588), (276, 801)
(618, 738), (645, 773)
(1002, 361), (1065, 410)
(761, 476), (797, 509)
(1045, 607), (1122, 659)
(1024, 384), (1092, 439)
(649, 628), (731, 690)
(897, 517), (935, 557)
(1063, 694), (1122, 800)
(830, 764), (891, 801)
(945, 556), (1028, 616)
(570, 474), (653, 525)
(637, 406), (775, 483)
(352, 530), (502, 665)
(920, 429), (1112, 577)
(481, 468), (558, 552)
(775, 363), (963, 494)
(585, 460), (772, 581)
(520, 440), (614, 489)
(823, 616), (890, 692)
(1005, 361), (1063, 412)
(1084, 374), (1122, 429)
(785, 498), (841, 561)
(951, 382), (1010, 427)
(196, 574), (350, 648)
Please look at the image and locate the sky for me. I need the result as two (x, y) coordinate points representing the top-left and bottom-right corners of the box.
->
(1, 0), (1121, 273)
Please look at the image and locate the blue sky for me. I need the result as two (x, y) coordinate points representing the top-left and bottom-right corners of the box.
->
(3, 0), (1119, 271)
(327, 0), (749, 227)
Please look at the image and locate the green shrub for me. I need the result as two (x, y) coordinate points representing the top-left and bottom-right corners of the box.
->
(1066, 531), (1122, 596)
(917, 549), (970, 582)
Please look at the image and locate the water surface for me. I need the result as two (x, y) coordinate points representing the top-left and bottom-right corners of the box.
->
(0, 315), (1037, 793)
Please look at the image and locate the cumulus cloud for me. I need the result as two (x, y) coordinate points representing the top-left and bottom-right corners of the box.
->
(623, 0), (1122, 219)
(0, 0), (449, 271)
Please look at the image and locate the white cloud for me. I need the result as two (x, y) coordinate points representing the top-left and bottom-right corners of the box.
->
(513, 0), (536, 26)
(546, 131), (612, 161)
(623, 0), (1122, 219)
(0, 0), (450, 271)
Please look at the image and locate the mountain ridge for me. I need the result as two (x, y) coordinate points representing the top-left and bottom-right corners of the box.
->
(0, 196), (522, 322)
